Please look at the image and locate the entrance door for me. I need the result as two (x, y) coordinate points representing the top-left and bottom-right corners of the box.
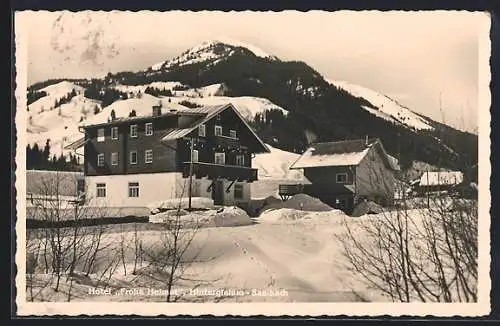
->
(211, 180), (224, 205)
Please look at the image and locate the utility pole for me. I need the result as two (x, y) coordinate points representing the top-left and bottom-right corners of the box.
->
(188, 137), (194, 211)
(426, 169), (430, 209)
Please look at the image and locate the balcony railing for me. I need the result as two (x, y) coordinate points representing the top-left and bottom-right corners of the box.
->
(213, 135), (241, 148)
(182, 161), (258, 182)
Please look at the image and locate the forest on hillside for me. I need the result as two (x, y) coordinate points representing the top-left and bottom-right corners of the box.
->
(108, 52), (477, 170)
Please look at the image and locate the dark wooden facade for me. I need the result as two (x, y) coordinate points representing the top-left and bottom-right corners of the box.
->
(84, 114), (179, 176)
(83, 105), (263, 182)
(281, 139), (396, 214)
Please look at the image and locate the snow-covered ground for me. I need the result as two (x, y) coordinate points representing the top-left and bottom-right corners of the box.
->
(328, 79), (434, 131)
(26, 200), (477, 303)
(26, 209), (385, 303)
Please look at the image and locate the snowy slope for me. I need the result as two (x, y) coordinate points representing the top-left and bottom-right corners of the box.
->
(28, 81), (85, 115)
(27, 81), (102, 157)
(27, 94), (102, 158)
(80, 93), (189, 127)
(253, 144), (304, 180)
(150, 39), (277, 71)
(168, 95), (288, 120)
(111, 81), (185, 95)
(26, 81), (291, 160)
(328, 79), (434, 131)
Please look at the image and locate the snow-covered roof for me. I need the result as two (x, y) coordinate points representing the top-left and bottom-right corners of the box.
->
(160, 103), (270, 153)
(419, 171), (464, 186)
(290, 138), (377, 169)
(290, 138), (399, 171)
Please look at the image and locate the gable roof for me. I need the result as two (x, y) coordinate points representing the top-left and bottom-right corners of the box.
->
(162, 103), (269, 153)
(290, 138), (399, 170)
(419, 171), (464, 186)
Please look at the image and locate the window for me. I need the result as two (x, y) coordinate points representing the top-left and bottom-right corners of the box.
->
(198, 124), (206, 137)
(234, 184), (244, 199)
(111, 127), (119, 140)
(236, 154), (245, 166)
(111, 152), (119, 166)
(96, 183), (106, 197)
(97, 128), (105, 142)
(214, 152), (225, 165)
(145, 122), (153, 136)
(77, 179), (85, 194)
(229, 129), (237, 139)
(145, 149), (153, 163)
(336, 173), (348, 183)
(130, 124), (138, 138)
(97, 153), (105, 167)
(191, 149), (199, 163)
(214, 125), (222, 136)
(128, 182), (139, 197)
(335, 198), (347, 207)
(129, 151), (138, 164)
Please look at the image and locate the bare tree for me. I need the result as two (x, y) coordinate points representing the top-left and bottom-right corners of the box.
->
(338, 145), (478, 302)
(26, 171), (109, 301)
(138, 178), (214, 302)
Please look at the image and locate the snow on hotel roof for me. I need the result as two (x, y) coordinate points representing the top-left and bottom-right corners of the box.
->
(419, 171), (464, 186)
(290, 138), (399, 170)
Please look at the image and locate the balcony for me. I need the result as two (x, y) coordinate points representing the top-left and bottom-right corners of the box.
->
(182, 161), (258, 182)
(213, 135), (241, 148)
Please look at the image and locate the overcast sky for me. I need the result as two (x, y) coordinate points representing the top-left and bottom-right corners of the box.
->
(18, 10), (487, 132)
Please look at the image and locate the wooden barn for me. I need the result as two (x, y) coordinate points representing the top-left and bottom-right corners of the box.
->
(279, 138), (399, 214)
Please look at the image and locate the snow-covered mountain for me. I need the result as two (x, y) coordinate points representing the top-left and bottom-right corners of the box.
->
(150, 38), (278, 71)
(26, 38), (478, 171)
(328, 80), (434, 132)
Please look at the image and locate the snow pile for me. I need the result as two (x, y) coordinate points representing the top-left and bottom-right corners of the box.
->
(351, 200), (384, 217)
(261, 193), (334, 213)
(259, 207), (346, 223)
(328, 79), (434, 131)
(213, 206), (253, 227)
(253, 144), (304, 180)
(149, 206), (253, 228)
(147, 197), (215, 214)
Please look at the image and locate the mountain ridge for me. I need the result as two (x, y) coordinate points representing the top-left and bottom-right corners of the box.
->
(26, 39), (478, 172)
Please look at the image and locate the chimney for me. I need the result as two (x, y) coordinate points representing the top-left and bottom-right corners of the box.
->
(152, 101), (162, 117)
